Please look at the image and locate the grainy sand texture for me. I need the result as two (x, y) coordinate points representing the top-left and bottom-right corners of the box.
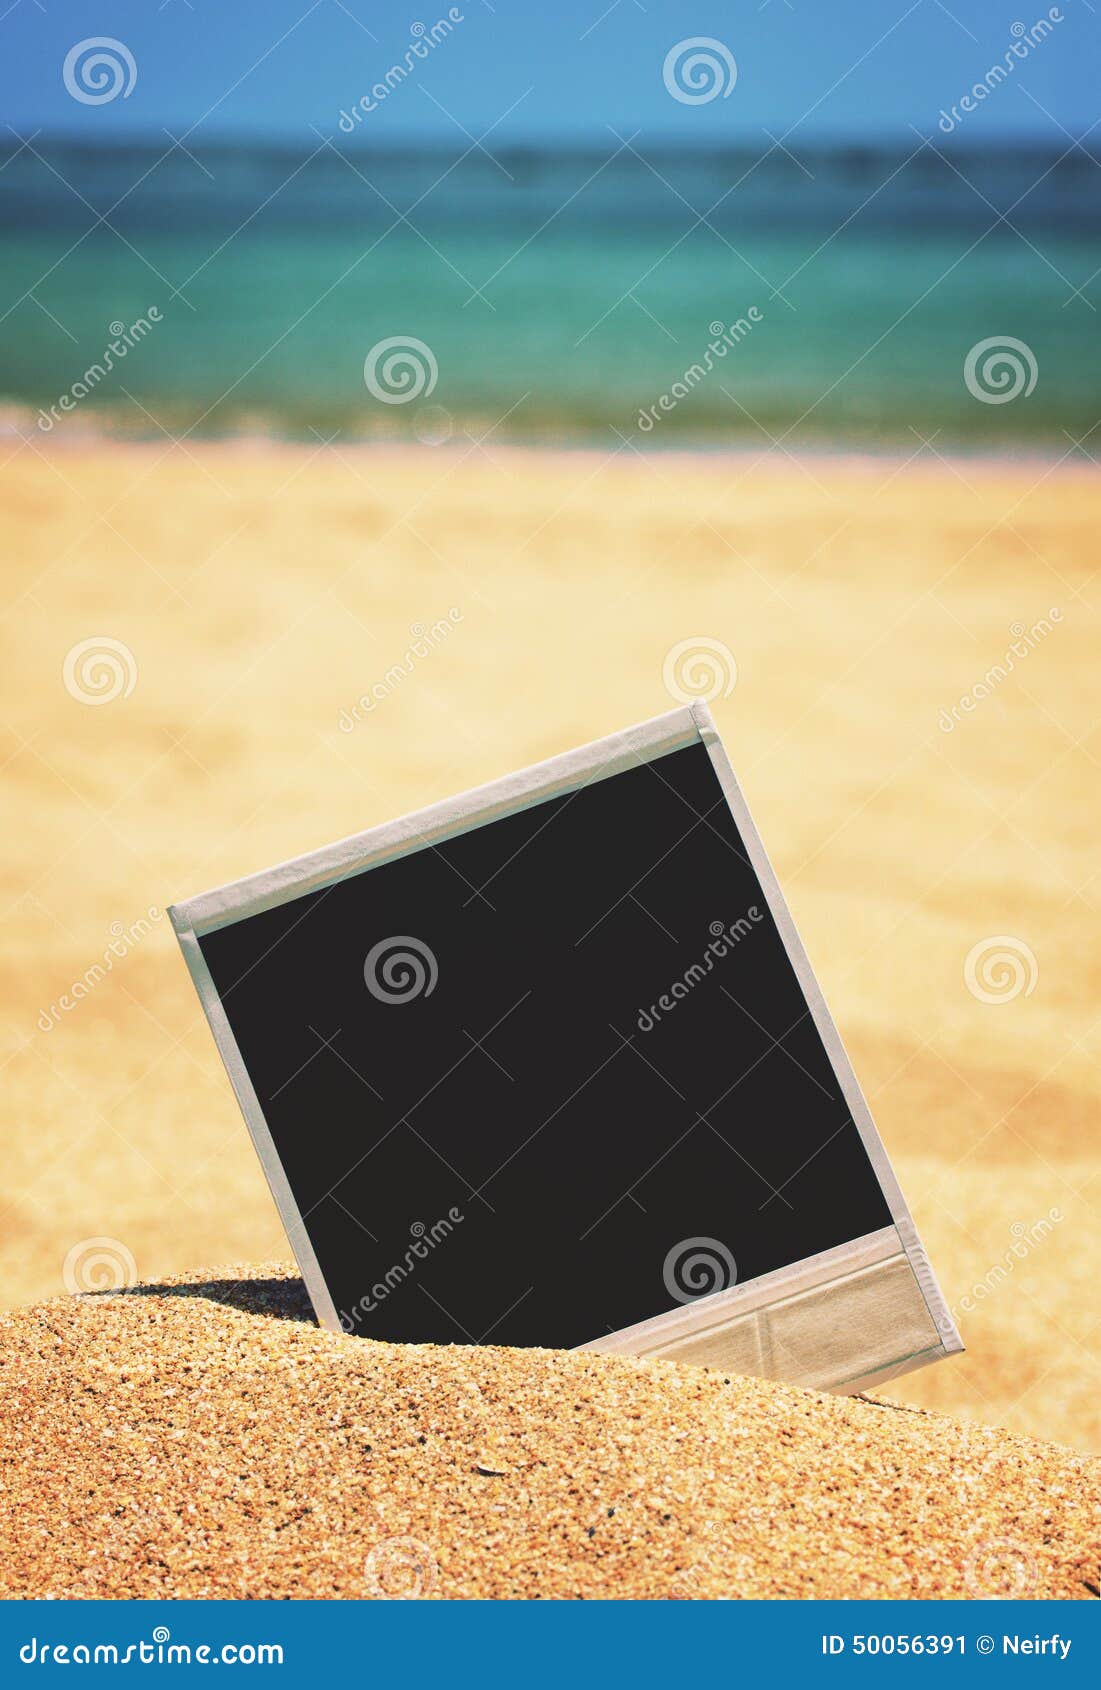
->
(0, 1266), (1097, 1601)
(2, 445), (1099, 1457)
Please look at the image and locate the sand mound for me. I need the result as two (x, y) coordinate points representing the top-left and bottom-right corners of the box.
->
(1, 1265), (1096, 1601)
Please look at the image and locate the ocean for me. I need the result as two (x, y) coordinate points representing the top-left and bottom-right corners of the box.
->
(1, 137), (1096, 448)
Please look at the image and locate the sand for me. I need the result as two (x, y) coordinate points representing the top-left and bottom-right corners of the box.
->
(2, 443), (1099, 1459)
(0, 1265), (1096, 1601)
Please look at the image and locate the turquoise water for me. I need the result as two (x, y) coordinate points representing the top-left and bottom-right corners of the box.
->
(1, 140), (1096, 446)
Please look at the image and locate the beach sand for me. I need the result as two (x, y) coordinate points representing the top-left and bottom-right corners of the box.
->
(1, 1265), (1097, 1601)
(1, 442), (1098, 1457)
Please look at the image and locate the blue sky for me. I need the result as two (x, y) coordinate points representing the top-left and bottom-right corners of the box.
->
(0, 0), (1093, 143)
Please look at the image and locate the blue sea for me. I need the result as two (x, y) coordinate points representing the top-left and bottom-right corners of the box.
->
(0, 137), (1096, 447)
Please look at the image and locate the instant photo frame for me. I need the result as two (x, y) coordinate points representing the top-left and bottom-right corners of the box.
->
(170, 704), (962, 1394)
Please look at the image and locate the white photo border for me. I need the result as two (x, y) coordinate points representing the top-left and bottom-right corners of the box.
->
(170, 703), (963, 1382)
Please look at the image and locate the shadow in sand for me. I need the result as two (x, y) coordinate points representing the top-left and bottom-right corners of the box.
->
(112, 1277), (316, 1324)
